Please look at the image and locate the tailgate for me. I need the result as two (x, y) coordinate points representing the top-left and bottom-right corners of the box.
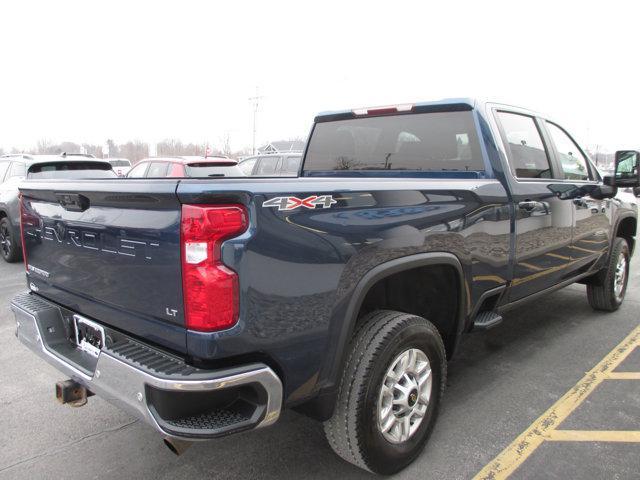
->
(19, 179), (186, 353)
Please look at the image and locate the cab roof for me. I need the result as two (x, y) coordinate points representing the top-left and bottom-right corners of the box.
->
(313, 98), (542, 123)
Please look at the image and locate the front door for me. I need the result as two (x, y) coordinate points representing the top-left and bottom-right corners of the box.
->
(544, 121), (611, 272)
(495, 110), (575, 302)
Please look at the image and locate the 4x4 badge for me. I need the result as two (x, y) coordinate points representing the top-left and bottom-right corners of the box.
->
(263, 195), (337, 211)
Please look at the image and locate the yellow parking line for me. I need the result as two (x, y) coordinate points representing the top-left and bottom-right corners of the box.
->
(472, 275), (506, 284)
(569, 245), (601, 254)
(518, 262), (543, 272)
(473, 323), (640, 480)
(511, 260), (578, 286)
(578, 239), (609, 245)
(546, 430), (640, 442)
(607, 371), (640, 380)
(546, 252), (571, 260)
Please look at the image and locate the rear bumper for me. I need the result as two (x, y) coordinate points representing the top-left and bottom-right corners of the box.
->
(11, 292), (282, 441)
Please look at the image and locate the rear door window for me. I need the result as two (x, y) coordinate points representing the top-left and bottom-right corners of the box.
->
(280, 156), (301, 175)
(239, 157), (257, 175)
(127, 162), (149, 178)
(0, 161), (9, 182)
(304, 111), (484, 172)
(255, 156), (281, 175)
(146, 162), (170, 177)
(496, 111), (552, 179)
(8, 161), (26, 178)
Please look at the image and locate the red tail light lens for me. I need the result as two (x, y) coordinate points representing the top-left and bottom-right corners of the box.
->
(181, 204), (248, 332)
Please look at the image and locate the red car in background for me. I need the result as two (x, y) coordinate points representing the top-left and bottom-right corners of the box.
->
(126, 156), (245, 178)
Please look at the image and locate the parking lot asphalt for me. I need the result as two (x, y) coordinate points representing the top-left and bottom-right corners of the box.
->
(0, 257), (639, 479)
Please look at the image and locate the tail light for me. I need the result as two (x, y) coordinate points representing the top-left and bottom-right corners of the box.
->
(352, 104), (414, 116)
(181, 204), (248, 332)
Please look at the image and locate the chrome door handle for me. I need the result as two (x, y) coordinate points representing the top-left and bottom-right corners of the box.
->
(518, 201), (538, 211)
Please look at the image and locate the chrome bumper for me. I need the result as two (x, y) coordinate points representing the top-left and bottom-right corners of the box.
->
(11, 292), (282, 441)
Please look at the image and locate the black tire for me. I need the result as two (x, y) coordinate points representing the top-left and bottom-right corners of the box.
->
(587, 237), (630, 312)
(0, 217), (21, 263)
(323, 310), (446, 475)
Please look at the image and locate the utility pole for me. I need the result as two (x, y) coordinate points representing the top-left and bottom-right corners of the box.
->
(249, 87), (264, 155)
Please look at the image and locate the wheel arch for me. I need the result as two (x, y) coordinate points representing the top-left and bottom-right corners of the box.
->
(297, 252), (466, 421)
(615, 214), (637, 256)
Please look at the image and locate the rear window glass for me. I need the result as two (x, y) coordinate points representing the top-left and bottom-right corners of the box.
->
(304, 112), (484, 172)
(28, 162), (117, 179)
(184, 164), (243, 177)
(109, 160), (131, 167)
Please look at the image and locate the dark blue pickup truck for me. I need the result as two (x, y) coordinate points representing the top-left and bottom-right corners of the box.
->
(11, 99), (639, 474)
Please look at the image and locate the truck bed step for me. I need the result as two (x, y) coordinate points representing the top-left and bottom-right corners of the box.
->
(473, 311), (503, 330)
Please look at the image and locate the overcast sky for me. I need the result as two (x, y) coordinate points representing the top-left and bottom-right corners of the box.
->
(1, 1), (638, 153)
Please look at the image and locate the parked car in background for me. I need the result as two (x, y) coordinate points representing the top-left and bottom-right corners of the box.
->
(108, 158), (132, 177)
(127, 156), (245, 178)
(0, 153), (115, 262)
(238, 153), (302, 176)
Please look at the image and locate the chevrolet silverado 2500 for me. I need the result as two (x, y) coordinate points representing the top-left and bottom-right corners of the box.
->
(11, 99), (639, 474)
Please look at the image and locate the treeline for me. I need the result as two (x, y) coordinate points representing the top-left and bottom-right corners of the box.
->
(2, 137), (250, 163)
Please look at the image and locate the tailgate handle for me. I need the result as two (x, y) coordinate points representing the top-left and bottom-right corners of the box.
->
(56, 193), (90, 212)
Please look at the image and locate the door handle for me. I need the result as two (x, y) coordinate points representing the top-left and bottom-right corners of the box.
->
(518, 200), (538, 212)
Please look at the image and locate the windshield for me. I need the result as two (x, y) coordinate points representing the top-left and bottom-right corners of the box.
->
(27, 162), (117, 179)
(304, 111), (484, 173)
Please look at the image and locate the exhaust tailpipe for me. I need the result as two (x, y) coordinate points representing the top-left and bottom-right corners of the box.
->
(163, 437), (193, 456)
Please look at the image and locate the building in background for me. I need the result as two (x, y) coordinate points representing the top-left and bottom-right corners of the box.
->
(258, 140), (305, 154)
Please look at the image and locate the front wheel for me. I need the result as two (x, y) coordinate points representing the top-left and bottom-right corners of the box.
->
(323, 310), (446, 474)
(0, 217), (21, 263)
(587, 237), (630, 312)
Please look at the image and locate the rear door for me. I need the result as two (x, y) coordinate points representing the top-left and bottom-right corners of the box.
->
(20, 180), (186, 353)
(495, 110), (575, 302)
(543, 121), (610, 271)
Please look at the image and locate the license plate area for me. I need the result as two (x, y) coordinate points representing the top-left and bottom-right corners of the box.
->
(74, 315), (105, 358)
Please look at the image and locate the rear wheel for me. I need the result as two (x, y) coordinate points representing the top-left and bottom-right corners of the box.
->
(323, 310), (446, 474)
(587, 237), (629, 311)
(0, 217), (21, 263)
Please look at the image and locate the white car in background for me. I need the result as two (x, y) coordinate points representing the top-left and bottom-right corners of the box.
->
(108, 158), (132, 177)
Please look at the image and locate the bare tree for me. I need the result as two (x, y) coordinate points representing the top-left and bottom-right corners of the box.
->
(36, 138), (55, 154)
(82, 143), (103, 158)
(118, 140), (149, 162)
(219, 133), (232, 157)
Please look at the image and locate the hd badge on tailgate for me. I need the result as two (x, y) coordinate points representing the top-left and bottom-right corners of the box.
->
(263, 195), (337, 211)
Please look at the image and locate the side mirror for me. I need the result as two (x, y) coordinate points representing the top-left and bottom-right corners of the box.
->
(605, 150), (640, 187)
